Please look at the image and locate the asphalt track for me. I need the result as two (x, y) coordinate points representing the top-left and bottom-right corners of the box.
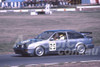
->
(0, 46), (100, 67)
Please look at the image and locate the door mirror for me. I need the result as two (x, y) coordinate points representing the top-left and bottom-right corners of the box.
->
(50, 38), (54, 41)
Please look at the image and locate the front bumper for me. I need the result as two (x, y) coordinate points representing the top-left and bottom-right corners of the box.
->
(13, 48), (34, 55)
(14, 48), (28, 54)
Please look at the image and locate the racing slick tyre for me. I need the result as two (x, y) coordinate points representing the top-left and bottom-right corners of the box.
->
(35, 46), (44, 57)
(76, 44), (86, 55)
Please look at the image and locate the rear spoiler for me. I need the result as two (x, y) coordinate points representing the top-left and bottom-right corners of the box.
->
(80, 32), (92, 38)
(80, 32), (92, 35)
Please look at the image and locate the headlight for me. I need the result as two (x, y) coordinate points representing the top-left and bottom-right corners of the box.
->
(14, 40), (30, 48)
(13, 43), (19, 48)
(21, 45), (24, 48)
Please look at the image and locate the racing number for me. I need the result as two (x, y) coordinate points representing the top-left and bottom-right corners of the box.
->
(49, 41), (56, 51)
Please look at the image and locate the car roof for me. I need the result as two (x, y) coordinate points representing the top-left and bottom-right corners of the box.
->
(45, 30), (75, 32)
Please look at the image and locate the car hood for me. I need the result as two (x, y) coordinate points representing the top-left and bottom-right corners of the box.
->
(18, 39), (43, 45)
(30, 39), (43, 43)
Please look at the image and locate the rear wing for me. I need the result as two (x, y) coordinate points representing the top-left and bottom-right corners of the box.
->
(80, 32), (92, 35)
(80, 32), (92, 38)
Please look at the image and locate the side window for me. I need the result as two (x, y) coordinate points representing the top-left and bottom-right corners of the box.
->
(51, 32), (67, 40)
(67, 32), (84, 39)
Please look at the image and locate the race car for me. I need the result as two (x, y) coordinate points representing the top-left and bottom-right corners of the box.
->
(13, 30), (94, 56)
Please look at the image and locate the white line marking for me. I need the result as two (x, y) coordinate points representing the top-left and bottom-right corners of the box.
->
(44, 63), (58, 65)
(80, 60), (100, 63)
(65, 62), (69, 63)
(71, 62), (77, 63)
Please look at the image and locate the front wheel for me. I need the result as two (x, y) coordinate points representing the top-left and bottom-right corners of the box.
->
(77, 44), (86, 54)
(35, 46), (44, 57)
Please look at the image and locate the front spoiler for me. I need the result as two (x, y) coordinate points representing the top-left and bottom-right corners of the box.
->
(14, 48), (28, 54)
(13, 48), (34, 56)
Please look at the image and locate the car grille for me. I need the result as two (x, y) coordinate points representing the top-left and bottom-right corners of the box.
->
(23, 44), (27, 48)
(16, 45), (21, 48)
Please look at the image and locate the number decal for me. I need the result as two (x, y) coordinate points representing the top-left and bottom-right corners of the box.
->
(49, 41), (56, 51)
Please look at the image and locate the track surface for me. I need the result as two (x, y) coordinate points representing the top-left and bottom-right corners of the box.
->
(0, 46), (100, 67)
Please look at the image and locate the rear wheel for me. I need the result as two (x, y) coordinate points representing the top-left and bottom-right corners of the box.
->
(35, 46), (44, 57)
(77, 44), (86, 54)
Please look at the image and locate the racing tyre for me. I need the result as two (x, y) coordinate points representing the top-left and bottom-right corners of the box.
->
(35, 46), (44, 57)
(77, 44), (86, 55)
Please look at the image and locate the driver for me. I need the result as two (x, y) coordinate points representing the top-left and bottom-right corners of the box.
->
(59, 34), (65, 40)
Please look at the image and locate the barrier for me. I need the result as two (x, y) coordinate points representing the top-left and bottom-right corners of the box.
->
(77, 5), (100, 11)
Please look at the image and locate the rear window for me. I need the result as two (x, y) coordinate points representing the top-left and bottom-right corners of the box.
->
(67, 32), (84, 39)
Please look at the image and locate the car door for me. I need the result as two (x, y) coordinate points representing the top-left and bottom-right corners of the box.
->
(67, 31), (85, 49)
(49, 32), (67, 52)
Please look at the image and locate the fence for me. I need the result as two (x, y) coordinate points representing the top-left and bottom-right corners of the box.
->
(0, 0), (100, 8)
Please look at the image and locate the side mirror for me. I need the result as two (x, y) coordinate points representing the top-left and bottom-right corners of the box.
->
(50, 38), (54, 41)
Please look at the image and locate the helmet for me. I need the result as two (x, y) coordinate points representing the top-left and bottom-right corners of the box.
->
(60, 34), (63, 37)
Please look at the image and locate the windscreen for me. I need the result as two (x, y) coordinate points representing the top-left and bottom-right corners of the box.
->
(35, 31), (54, 40)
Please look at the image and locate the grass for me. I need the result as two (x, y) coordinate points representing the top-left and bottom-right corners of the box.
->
(0, 42), (14, 53)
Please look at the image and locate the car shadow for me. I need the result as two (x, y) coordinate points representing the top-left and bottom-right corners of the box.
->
(11, 53), (81, 58)
(11, 54), (64, 57)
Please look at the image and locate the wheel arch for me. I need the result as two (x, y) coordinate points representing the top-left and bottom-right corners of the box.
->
(75, 42), (86, 49)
